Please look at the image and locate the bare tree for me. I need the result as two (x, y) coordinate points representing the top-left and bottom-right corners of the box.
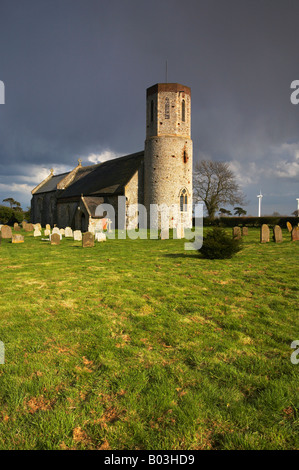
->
(193, 160), (246, 220)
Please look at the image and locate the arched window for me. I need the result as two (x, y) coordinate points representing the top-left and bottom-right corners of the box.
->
(182, 99), (186, 122)
(150, 100), (154, 122)
(180, 189), (188, 212)
(165, 97), (170, 119)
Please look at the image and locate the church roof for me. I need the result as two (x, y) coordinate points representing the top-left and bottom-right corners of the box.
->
(58, 151), (144, 199)
(34, 172), (70, 194)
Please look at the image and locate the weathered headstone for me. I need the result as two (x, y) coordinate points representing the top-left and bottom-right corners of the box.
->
(52, 227), (60, 235)
(1, 225), (12, 239)
(233, 226), (242, 240)
(175, 225), (184, 239)
(260, 224), (270, 243)
(46, 224), (51, 231)
(14, 222), (20, 230)
(273, 225), (283, 243)
(286, 221), (293, 233)
(44, 229), (51, 237)
(24, 223), (34, 232)
(65, 227), (73, 238)
(95, 232), (106, 242)
(34, 229), (41, 237)
(50, 233), (60, 245)
(159, 228), (169, 240)
(12, 234), (24, 244)
(59, 228), (65, 236)
(242, 227), (248, 236)
(14, 224), (21, 232)
(82, 232), (94, 247)
(291, 226), (299, 241)
(73, 230), (82, 241)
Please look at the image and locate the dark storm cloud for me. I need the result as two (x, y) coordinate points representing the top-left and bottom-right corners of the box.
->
(0, 0), (298, 213)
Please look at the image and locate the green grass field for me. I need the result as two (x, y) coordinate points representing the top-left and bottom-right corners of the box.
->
(0, 228), (298, 450)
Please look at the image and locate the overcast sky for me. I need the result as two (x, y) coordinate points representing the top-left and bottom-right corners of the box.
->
(0, 0), (299, 215)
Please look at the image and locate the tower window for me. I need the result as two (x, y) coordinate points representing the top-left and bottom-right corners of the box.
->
(150, 100), (154, 122)
(182, 99), (186, 122)
(165, 97), (170, 119)
(180, 188), (188, 212)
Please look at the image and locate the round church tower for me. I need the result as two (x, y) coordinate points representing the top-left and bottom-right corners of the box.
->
(144, 83), (193, 228)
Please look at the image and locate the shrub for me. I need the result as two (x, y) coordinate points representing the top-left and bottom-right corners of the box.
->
(199, 227), (242, 259)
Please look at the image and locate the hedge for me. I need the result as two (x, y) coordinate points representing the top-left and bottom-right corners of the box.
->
(193, 216), (299, 228)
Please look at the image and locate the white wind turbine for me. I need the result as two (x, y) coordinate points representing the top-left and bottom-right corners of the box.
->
(257, 191), (263, 217)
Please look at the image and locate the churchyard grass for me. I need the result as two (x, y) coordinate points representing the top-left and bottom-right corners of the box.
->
(0, 228), (298, 450)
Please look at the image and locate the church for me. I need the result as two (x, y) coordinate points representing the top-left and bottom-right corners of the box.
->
(31, 83), (193, 231)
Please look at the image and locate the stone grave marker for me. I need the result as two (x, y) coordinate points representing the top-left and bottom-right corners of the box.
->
(242, 227), (248, 236)
(95, 232), (106, 242)
(82, 232), (94, 247)
(65, 227), (73, 238)
(24, 223), (34, 232)
(59, 228), (65, 236)
(260, 224), (270, 243)
(73, 230), (82, 241)
(159, 228), (169, 240)
(291, 226), (299, 241)
(44, 229), (51, 237)
(175, 225), (184, 239)
(1, 225), (12, 239)
(233, 226), (242, 239)
(286, 221), (293, 233)
(46, 224), (51, 231)
(34, 229), (41, 237)
(50, 233), (61, 245)
(52, 227), (60, 235)
(273, 225), (283, 243)
(12, 234), (24, 244)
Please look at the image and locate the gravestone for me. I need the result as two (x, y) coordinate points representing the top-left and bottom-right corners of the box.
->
(44, 229), (51, 237)
(50, 233), (60, 245)
(175, 225), (184, 239)
(14, 222), (20, 230)
(14, 224), (21, 232)
(95, 232), (106, 242)
(46, 224), (51, 231)
(59, 228), (65, 236)
(286, 221), (293, 233)
(260, 224), (270, 243)
(73, 230), (82, 241)
(291, 226), (299, 241)
(233, 226), (242, 240)
(65, 227), (73, 238)
(52, 227), (60, 235)
(273, 225), (283, 243)
(24, 223), (34, 232)
(12, 234), (24, 244)
(159, 228), (169, 240)
(34, 229), (41, 237)
(82, 232), (94, 247)
(1, 225), (12, 239)
(242, 227), (248, 236)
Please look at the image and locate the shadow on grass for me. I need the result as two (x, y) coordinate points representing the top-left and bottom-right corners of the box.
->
(164, 252), (201, 259)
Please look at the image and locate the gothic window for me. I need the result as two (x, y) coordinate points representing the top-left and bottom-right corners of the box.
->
(182, 99), (186, 122)
(165, 97), (170, 119)
(150, 100), (154, 122)
(180, 188), (188, 212)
